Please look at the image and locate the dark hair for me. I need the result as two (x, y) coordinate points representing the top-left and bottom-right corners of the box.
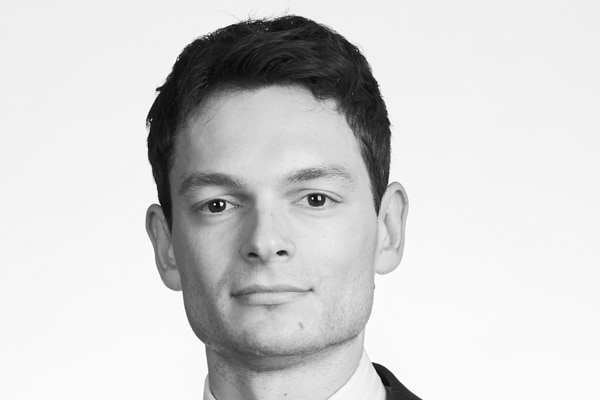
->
(147, 15), (391, 227)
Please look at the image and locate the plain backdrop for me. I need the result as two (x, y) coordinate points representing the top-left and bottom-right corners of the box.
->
(1, 1), (599, 399)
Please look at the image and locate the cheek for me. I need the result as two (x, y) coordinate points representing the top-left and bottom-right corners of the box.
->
(172, 225), (238, 341)
(308, 213), (378, 294)
(313, 238), (376, 335)
(319, 210), (377, 268)
(172, 225), (237, 298)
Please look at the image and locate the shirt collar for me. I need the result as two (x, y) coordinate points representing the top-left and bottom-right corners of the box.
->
(328, 350), (387, 400)
(203, 374), (215, 400)
(203, 349), (386, 400)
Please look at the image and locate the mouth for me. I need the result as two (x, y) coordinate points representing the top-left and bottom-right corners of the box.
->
(232, 285), (311, 306)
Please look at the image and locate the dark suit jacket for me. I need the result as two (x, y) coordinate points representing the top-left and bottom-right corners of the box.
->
(373, 363), (422, 400)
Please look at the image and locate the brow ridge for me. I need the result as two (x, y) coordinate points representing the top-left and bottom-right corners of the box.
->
(282, 165), (356, 188)
(178, 172), (246, 196)
(178, 164), (355, 197)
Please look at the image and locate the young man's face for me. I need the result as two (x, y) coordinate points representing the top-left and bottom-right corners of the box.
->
(158, 86), (385, 359)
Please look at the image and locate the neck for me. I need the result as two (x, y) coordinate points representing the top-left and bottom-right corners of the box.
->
(206, 331), (365, 400)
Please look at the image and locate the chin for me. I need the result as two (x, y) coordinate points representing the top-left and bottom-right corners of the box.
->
(234, 321), (316, 355)
(223, 319), (365, 363)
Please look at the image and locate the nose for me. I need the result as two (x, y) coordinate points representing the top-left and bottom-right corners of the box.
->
(239, 206), (296, 264)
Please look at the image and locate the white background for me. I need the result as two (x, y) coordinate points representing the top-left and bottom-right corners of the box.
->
(1, 1), (599, 399)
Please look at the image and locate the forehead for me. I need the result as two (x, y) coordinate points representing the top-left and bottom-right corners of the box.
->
(172, 85), (368, 185)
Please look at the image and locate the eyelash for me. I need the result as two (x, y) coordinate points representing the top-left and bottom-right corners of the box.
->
(296, 192), (339, 210)
(197, 198), (240, 214)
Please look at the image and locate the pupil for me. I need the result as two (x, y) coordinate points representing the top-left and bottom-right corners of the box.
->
(308, 194), (325, 206)
(208, 200), (226, 212)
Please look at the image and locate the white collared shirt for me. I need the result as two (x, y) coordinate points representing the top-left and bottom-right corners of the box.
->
(203, 350), (386, 400)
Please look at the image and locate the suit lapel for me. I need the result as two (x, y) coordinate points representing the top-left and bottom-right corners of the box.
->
(372, 363), (422, 400)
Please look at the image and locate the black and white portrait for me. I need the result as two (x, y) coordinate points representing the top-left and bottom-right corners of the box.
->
(1, 1), (598, 399)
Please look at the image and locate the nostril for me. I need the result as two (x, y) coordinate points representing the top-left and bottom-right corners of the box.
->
(276, 250), (287, 256)
(248, 252), (259, 258)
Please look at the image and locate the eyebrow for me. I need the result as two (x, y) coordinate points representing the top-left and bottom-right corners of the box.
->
(178, 164), (356, 197)
(281, 165), (356, 188)
(178, 172), (246, 197)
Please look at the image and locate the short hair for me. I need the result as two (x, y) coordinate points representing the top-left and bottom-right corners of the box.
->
(147, 15), (391, 227)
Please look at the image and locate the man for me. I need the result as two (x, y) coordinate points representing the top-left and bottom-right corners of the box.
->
(145, 15), (419, 400)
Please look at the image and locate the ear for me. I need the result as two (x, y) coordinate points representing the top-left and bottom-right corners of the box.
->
(374, 182), (409, 275)
(145, 204), (182, 291)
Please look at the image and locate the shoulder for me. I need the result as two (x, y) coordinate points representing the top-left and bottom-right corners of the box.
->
(372, 363), (422, 400)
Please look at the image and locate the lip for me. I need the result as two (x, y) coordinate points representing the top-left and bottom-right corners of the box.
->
(232, 285), (311, 306)
(233, 284), (309, 296)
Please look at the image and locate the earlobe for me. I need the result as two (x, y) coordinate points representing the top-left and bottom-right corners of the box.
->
(374, 182), (409, 275)
(145, 204), (182, 291)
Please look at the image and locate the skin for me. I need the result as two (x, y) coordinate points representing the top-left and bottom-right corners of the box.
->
(146, 85), (408, 400)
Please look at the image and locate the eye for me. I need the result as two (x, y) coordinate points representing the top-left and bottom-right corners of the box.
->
(199, 198), (237, 214)
(306, 193), (327, 207)
(297, 192), (338, 209)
